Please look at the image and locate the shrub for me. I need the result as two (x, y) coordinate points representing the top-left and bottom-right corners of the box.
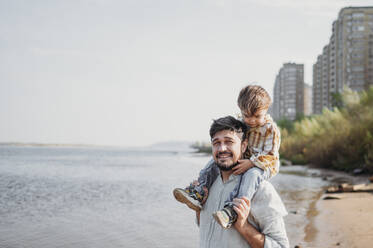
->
(279, 86), (373, 173)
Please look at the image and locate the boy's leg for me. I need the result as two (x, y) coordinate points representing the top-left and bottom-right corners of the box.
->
(194, 158), (219, 197)
(213, 167), (270, 228)
(173, 158), (219, 211)
(225, 167), (270, 206)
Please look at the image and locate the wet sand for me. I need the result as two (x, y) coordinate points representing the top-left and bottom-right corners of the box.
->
(311, 191), (373, 248)
(297, 166), (373, 248)
(287, 166), (373, 248)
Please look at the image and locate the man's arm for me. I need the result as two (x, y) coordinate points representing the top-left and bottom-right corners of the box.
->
(233, 197), (289, 248)
(233, 197), (265, 248)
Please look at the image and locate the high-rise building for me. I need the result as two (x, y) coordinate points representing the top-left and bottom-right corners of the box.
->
(313, 55), (323, 114)
(304, 83), (312, 116)
(273, 63), (305, 121)
(313, 6), (373, 113)
(272, 74), (281, 121)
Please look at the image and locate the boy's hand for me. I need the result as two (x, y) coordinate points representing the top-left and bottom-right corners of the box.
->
(232, 159), (254, 175)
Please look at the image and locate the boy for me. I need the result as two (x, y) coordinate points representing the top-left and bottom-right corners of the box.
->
(173, 85), (281, 229)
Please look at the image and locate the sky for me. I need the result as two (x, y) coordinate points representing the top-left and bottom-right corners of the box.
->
(1, 0), (372, 147)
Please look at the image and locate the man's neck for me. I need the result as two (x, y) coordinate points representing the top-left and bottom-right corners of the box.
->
(220, 170), (233, 183)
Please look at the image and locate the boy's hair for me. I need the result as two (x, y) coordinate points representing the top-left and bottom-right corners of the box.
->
(209, 116), (247, 141)
(237, 85), (272, 115)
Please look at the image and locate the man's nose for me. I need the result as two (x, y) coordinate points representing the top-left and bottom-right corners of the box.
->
(218, 144), (227, 151)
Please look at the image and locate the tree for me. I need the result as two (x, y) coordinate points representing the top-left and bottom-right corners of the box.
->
(276, 118), (294, 133)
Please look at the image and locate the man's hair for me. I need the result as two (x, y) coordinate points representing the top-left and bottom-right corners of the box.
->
(237, 85), (272, 115)
(209, 116), (247, 141)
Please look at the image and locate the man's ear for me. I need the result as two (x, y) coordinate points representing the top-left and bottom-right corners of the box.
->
(241, 139), (248, 152)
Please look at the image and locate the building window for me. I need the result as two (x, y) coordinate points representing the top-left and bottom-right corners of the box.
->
(352, 12), (364, 18)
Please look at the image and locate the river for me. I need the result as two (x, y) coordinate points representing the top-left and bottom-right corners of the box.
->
(0, 145), (329, 247)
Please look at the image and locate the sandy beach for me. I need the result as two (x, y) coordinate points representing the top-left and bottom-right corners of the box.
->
(292, 191), (373, 248)
(286, 166), (373, 248)
(310, 191), (373, 248)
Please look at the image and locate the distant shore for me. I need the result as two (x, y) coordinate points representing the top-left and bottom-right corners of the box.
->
(190, 143), (211, 154)
(0, 142), (106, 148)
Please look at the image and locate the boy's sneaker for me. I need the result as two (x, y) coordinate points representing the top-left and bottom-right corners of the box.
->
(173, 187), (203, 211)
(213, 205), (237, 229)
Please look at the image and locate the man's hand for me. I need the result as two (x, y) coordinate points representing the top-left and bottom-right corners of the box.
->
(233, 197), (265, 248)
(232, 159), (254, 175)
(233, 197), (251, 231)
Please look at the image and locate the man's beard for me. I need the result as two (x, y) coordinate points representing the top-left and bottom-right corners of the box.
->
(215, 152), (238, 171)
(216, 161), (239, 171)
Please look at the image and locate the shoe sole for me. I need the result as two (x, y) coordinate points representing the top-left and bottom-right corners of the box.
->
(173, 188), (202, 211)
(213, 211), (230, 229)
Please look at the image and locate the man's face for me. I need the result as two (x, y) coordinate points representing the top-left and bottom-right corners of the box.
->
(241, 108), (268, 128)
(211, 129), (246, 171)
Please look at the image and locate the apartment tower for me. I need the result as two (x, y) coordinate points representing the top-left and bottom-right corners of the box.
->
(313, 6), (373, 113)
(273, 63), (305, 121)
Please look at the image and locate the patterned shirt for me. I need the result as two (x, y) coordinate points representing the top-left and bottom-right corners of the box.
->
(243, 114), (281, 177)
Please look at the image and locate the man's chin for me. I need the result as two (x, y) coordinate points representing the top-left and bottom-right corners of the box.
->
(216, 161), (239, 171)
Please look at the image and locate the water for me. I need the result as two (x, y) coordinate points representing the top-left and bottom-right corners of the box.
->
(0, 145), (328, 247)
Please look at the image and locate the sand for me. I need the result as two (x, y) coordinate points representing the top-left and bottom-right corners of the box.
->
(309, 191), (373, 248)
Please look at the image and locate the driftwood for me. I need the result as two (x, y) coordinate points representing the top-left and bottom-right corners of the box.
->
(323, 195), (341, 200)
(326, 183), (373, 193)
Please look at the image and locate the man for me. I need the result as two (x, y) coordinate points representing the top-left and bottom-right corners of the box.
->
(198, 116), (289, 248)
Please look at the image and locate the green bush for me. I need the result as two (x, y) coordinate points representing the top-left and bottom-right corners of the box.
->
(290, 154), (307, 165)
(279, 86), (373, 173)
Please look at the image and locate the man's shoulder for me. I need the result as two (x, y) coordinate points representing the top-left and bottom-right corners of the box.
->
(251, 181), (288, 219)
(254, 181), (277, 200)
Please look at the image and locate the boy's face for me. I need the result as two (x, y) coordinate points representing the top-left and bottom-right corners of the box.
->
(241, 108), (268, 128)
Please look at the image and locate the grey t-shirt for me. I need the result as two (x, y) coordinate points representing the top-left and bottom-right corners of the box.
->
(199, 174), (289, 248)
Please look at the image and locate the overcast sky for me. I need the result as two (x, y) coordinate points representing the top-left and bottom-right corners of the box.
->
(1, 0), (372, 147)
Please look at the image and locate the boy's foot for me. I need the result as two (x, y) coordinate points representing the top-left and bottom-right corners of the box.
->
(173, 187), (203, 211)
(213, 206), (237, 229)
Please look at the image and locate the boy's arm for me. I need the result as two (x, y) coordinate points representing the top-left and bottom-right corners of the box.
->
(249, 123), (281, 177)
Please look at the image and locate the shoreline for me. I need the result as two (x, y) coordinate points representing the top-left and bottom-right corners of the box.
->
(299, 168), (373, 248)
(311, 191), (373, 248)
